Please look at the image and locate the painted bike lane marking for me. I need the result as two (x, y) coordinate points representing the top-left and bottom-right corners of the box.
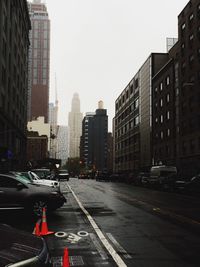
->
(67, 184), (128, 267)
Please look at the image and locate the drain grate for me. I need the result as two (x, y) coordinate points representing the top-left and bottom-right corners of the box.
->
(52, 256), (62, 267)
(52, 256), (84, 266)
(70, 256), (84, 266)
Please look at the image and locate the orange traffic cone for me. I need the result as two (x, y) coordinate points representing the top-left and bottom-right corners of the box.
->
(62, 248), (70, 267)
(40, 208), (54, 236)
(32, 219), (41, 236)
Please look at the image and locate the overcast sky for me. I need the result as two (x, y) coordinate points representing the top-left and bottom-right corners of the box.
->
(44, 0), (189, 130)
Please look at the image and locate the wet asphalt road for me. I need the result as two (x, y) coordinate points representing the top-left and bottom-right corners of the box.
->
(1, 178), (200, 267)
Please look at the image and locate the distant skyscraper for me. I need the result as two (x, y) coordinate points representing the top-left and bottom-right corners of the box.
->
(28, 0), (50, 123)
(57, 126), (69, 166)
(68, 93), (83, 158)
(80, 101), (108, 171)
(49, 102), (58, 158)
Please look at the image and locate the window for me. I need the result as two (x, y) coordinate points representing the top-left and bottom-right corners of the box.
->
(160, 82), (163, 91)
(160, 131), (163, 140)
(130, 84), (133, 94)
(181, 23), (186, 31)
(160, 115), (163, 123)
(189, 14), (194, 20)
(134, 116), (139, 126)
(167, 129), (170, 137)
(166, 76), (170, 85)
(0, 176), (20, 188)
(134, 78), (138, 89)
(189, 55), (194, 66)
(166, 94), (170, 102)
(189, 34), (194, 41)
(160, 99), (163, 107)
(134, 98), (139, 109)
(167, 111), (170, 120)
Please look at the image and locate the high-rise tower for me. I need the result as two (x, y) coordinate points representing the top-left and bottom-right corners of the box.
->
(68, 93), (83, 158)
(28, 0), (50, 123)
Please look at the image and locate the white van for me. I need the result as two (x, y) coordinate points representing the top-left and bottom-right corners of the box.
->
(149, 165), (177, 188)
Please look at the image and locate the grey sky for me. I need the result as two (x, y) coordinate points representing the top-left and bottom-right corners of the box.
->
(45, 0), (189, 130)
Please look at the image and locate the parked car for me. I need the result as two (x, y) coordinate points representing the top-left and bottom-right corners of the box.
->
(56, 170), (69, 181)
(0, 173), (66, 216)
(78, 173), (89, 179)
(133, 172), (149, 186)
(175, 174), (200, 194)
(147, 165), (177, 189)
(109, 173), (120, 182)
(31, 169), (53, 180)
(95, 171), (110, 181)
(10, 171), (60, 189)
(0, 223), (50, 266)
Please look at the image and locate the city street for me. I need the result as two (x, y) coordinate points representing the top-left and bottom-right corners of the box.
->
(1, 178), (200, 267)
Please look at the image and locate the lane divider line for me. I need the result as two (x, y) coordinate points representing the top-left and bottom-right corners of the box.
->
(67, 184), (128, 267)
(106, 233), (132, 259)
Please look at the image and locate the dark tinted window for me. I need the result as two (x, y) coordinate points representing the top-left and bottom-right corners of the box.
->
(0, 176), (19, 188)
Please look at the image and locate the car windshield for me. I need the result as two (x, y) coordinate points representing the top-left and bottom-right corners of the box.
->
(29, 172), (40, 180)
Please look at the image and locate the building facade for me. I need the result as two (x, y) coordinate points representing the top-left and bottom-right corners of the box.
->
(57, 125), (69, 166)
(27, 116), (50, 152)
(68, 93), (83, 158)
(114, 53), (169, 174)
(80, 112), (95, 169)
(80, 102), (108, 172)
(152, 0), (200, 177)
(28, 0), (50, 123)
(0, 0), (31, 170)
(27, 131), (48, 166)
(49, 102), (58, 158)
(177, 0), (200, 176)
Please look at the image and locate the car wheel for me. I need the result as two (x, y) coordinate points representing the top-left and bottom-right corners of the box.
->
(31, 199), (48, 217)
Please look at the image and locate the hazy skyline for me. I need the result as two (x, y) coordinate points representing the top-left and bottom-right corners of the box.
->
(45, 0), (189, 130)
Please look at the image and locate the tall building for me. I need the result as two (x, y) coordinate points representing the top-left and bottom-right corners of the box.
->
(68, 93), (83, 158)
(114, 53), (168, 174)
(49, 102), (58, 158)
(152, 46), (178, 167)
(177, 0), (200, 176)
(0, 0), (31, 170)
(80, 112), (95, 169)
(152, 0), (200, 177)
(57, 126), (69, 166)
(93, 101), (108, 171)
(28, 0), (50, 123)
(80, 101), (108, 172)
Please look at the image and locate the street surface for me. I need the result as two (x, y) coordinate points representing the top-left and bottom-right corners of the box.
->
(1, 178), (200, 267)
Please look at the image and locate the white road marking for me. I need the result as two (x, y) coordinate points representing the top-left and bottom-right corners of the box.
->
(90, 233), (109, 260)
(106, 233), (132, 259)
(67, 184), (128, 267)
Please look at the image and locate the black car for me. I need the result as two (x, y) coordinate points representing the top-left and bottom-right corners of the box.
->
(175, 174), (200, 194)
(56, 170), (69, 181)
(0, 223), (50, 266)
(0, 173), (66, 216)
(95, 171), (110, 181)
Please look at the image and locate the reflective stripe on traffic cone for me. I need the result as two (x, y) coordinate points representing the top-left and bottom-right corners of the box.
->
(32, 218), (41, 236)
(40, 207), (54, 236)
(62, 247), (70, 267)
